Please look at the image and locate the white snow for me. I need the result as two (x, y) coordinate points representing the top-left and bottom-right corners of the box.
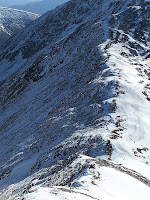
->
(100, 34), (150, 177)
(25, 165), (150, 200)
(0, 1), (150, 199)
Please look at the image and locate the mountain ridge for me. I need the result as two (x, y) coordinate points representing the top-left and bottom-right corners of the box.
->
(0, 6), (40, 45)
(0, 0), (150, 199)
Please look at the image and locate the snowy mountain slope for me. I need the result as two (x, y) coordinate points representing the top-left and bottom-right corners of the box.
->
(101, 5), (150, 176)
(12, 0), (69, 14)
(25, 156), (150, 200)
(0, 0), (150, 199)
(0, 7), (40, 45)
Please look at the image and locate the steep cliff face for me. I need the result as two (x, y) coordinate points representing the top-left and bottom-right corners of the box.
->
(0, 0), (150, 199)
(0, 7), (39, 45)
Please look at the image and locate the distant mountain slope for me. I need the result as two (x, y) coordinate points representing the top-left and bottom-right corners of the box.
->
(12, 0), (69, 14)
(0, 7), (40, 45)
(0, 0), (40, 7)
(0, 0), (150, 199)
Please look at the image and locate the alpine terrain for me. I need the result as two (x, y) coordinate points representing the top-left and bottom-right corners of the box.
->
(0, 0), (150, 199)
(0, 7), (40, 45)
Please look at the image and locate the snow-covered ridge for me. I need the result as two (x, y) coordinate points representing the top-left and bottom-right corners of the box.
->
(0, 0), (150, 199)
(0, 7), (40, 45)
(0, 6), (41, 15)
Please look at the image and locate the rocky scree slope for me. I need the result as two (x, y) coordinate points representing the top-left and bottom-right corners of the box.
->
(0, 0), (150, 199)
(0, 7), (40, 45)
